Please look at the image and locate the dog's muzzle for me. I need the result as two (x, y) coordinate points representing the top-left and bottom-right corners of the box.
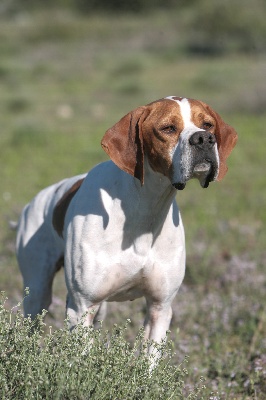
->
(172, 130), (218, 190)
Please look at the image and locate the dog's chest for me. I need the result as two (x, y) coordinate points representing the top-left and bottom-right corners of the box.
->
(77, 210), (183, 303)
(65, 178), (185, 303)
(96, 243), (165, 303)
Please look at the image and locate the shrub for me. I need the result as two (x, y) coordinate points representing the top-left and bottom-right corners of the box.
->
(0, 292), (207, 399)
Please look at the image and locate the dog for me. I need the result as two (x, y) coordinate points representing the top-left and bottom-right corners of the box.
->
(16, 96), (237, 347)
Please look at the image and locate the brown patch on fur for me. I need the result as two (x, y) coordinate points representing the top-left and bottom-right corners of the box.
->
(101, 106), (149, 185)
(101, 99), (184, 184)
(190, 99), (238, 180)
(52, 178), (85, 238)
(142, 100), (184, 179)
(189, 99), (216, 132)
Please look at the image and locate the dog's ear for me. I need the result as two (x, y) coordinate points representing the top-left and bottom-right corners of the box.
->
(101, 106), (149, 185)
(200, 102), (238, 180)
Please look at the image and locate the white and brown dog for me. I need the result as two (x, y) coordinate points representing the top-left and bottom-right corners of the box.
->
(16, 96), (237, 346)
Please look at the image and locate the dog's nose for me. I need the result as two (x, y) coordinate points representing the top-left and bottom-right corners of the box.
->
(189, 131), (216, 149)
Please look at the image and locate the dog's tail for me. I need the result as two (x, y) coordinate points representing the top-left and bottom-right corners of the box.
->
(9, 220), (18, 230)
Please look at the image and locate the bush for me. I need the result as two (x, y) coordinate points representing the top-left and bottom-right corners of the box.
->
(0, 292), (207, 399)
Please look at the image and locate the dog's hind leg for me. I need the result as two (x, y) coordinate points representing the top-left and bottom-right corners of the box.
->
(22, 267), (54, 320)
(19, 251), (62, 323)
(16, 216), (62, 323)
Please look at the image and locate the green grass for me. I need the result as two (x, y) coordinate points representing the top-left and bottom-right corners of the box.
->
(0, 7), (266, 399)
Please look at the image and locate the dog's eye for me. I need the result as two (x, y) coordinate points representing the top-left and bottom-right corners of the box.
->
(161, 125), (177, 134)
(202, 122), (213, 130)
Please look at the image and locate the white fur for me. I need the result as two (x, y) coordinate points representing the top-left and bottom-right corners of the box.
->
(63, 159), (186, 342)
(166, 97), (201, 184)
(16, 98), (221, 350)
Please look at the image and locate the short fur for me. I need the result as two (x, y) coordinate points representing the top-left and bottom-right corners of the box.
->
(16, 97), (237, 348)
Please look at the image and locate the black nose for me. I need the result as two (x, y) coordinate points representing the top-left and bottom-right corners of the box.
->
(189, 131), (216, 149)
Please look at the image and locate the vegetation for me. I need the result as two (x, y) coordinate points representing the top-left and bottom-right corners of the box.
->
(0, 3), (265, 399)
(1, 293), (204, 399)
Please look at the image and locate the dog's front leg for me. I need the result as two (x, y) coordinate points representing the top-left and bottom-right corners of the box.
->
(143, 300), (173, 369)
(66, 294), (101, 330)
(144, 300), (173, 347)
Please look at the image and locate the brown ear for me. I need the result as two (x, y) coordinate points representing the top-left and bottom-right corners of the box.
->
(200, 102), (238, 180)
(101, 106), (149, 185)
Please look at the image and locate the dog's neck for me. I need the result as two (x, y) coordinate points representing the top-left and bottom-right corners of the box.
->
(134, 157), (176, 204)
(120, 157), (178, 237)
(120, 158), (178, 251)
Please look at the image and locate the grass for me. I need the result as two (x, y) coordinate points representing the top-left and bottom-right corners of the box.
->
(0, 7), (266, 399)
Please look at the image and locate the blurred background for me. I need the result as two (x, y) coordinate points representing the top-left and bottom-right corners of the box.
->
(0, 0), (265, 397)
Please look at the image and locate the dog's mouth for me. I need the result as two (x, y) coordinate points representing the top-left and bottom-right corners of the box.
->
(172, 160), (217, 190)
(193, 160), (216, 188)
(193, 161), (211, 174)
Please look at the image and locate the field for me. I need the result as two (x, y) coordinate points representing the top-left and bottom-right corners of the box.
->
(0, 5), (266, 398)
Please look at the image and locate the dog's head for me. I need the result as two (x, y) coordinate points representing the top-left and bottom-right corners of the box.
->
(101, 96), (238, 189)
